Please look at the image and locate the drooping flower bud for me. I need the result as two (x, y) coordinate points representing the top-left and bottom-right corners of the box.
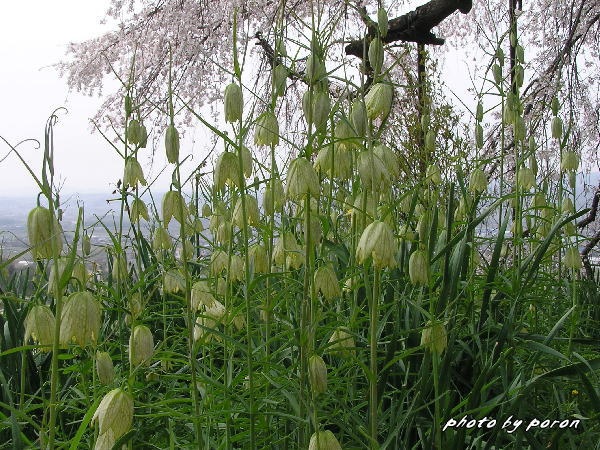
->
(127, 291), (143, 323)
(210, 250), (229, 275)
(191, 281), (215, 312)
(224, 83), (243, 123)
(514, 64), (524, 88)
(96, 351), (115, 385)
(334, 117), (358, 150)
(377, 8), (389, 37)
(201, 204), (212, 217)
(327, 327), (355, 358)
(425, 164), (442, 185)
(308, 354), (327, 394)
(561, 197), (574, 214)
(517, 167), (536, 190)
(285, 157), (320, 200)
(272, 64), (288, 97)
(516, 44), (525, 63)
(551, 116), (563, 139)
(123, 158), (147, 188)
(24, 305), (55, 350)
(126, 119), (141, 145)
(82, 234), (92, 256)
(248, 244), (269, 274)
(240, 145), (253, 178)
(178, 240), (195, 262)
(163, 268), (186, 294)
(476, 102), (484, 122)
(254, 112), (279, 147)
(350, 100), (368, 136)
(564, 246), (582, 270)
(129, 325), (154, 367)
(130, 197), (149, 223)
(551, 97), (560, 115)
(314, 264), (341, 300)
(314, 146), (352, 180)
(152, 226), (172, 251)
(233, 194), (260, 228)
(409, 248), (430, 285)
(356, 221), (397, 269)
(560, 151), (579, 172)
(492, 64), (502, 85)
(311, 91), (331, 130)
(421, 320), (447, 354)
(165, 124), (180, 164)
(475, 123), (484, 149)
(272, 232), (304, 270)
(308, 430), (342, 450)
(228, 254), (245, 282)
(111, 253), (128, 282)
(468, 168), (488, 193)
(306, 54), (326, 85)
(513, 115), (526, 141)
(216, 221), (232, 245)
(92, 388), (134, 448)
(193, 316), (219, 343)
(364, 82), (393, 120)
(162, 190), (188, 227)
(27, 206), (63, 260)
(60, 291), (102, 347)
(368, 37), (384, 74)
(124, 95), (132, 116)
(373, 143), (400, 179)
(214, 151), (240, 192)
(357, 150), (390, 192)
(138, 123), (148, 148)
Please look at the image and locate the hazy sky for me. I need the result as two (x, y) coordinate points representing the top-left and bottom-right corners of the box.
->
(0, 1), (117, 196)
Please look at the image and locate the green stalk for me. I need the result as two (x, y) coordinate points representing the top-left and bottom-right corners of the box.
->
(369, 268), (380, 449)
(234, 115), (256, 450)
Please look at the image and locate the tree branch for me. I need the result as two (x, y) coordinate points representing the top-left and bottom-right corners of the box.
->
(345, 0), (473, 58)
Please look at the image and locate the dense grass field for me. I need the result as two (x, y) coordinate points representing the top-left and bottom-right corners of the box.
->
(1, 6), (600, 450)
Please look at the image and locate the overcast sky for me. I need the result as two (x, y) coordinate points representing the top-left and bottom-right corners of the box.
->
(0, 1), (117, 196)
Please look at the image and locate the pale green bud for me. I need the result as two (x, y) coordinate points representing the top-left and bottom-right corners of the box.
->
(224, 83), (243, 123)
(60, 291), (102, 347)
(24, 305), (55, 350)
(308, 354), (327, 394)
(165, 124), (180, 164)
(409, 249), (430, 285)
(365, 82), (393, 120)
(356, 221), (397, 269)
(308, 430), (342, 450)
(560, 151), (579, 172)
(368, 37), (384, 74)
(469, 168), (488, 193)
(162, 191), (188, 226)
(377, 8), (389, 37)
(314, 264), (340, 300)
(130, 197), (149, 223)
(285, 157), (320, 200)
(564, 246), (582, 270)
(96, 351), (115, 385)
(92, 388), (134, 444)
(27, 206), (63, 260)
(129, 325), (154, 367)
(254, 112), (279, 146)
(421, 320), (447, 354)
